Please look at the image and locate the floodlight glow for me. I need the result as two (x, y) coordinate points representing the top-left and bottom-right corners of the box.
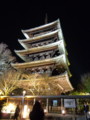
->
(61, 109), (66, 115)
(44, 109), (48, 113)
(23, 105), (30, 118)
(88, 111), (90, 114)
(2, 103), (16, 113)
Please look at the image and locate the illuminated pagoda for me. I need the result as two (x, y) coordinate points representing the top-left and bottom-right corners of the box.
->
(12, 19), (73, 95)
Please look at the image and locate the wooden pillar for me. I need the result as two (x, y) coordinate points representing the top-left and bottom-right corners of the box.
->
(33, 98), (36, 104)
(46, 98), (49, 113)
(7, 97), (8, 103)
(61, 98), (64, 112)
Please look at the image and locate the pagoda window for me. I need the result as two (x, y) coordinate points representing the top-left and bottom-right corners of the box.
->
(29, 36), (59, 48)
(37, 43), (41, 46)
(32, 44), (37, 48)
(31, 68), (35, 71)
(46, 41), (50, 45)
(31, 44), (34, 47)
(35, 43), (39, 46)
(49, 53), (53, 58)
(34, 54), (37, 57)
(40, 56), (45, 60)
(44, 42), (47, 45)
(48, 41), (52, 44)
(46, 54), (51, 59)
(33, 57), (38, 61)
(41, 42), (46, 46)
(39, 53), (44, 56)
(34, 57), (38, 61)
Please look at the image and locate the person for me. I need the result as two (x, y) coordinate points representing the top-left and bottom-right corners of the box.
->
(84, 102), (89, 114)
(29, 100), (45, 120)
(13, 104), (20, 120)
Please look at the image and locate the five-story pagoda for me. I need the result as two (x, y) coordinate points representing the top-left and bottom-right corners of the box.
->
(12, 19), (73, 95)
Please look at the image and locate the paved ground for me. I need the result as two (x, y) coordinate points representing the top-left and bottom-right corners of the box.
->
(0, 113), (87, 120)
(45, 113), (87, 120)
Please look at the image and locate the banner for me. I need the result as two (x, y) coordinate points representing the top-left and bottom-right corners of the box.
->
(64, 99), (76, 108)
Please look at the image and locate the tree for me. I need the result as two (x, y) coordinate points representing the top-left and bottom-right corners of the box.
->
(0, 70), (22, 95)
(80, 73), (90, 93)
(70, 73), (90, 95)
(18, 73), (64, 95)
(0, 43), (16, 75)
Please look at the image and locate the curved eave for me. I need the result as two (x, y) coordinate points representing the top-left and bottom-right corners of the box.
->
(15, 45), (57, 61)
(19, 29), (63, 49)
(49, 72), (73, 91)
(22, 19), (60, 34)
(15, 40), (65, 56)
(11, 54), (67, 69)
(18, 72), (73, 92)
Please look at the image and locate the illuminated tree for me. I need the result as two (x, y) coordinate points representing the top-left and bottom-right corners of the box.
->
(0, 70), (22, 95)
(19, 73), (63, 95)
(0, 43), (16, 75)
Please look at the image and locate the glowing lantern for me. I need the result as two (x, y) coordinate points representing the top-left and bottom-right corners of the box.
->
(61, 109), (66, 115)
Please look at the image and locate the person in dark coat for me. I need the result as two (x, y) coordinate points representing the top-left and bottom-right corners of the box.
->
(84, 102), (89, 113)
(29, 100), (45, 120)
(13, 104), (20, 120)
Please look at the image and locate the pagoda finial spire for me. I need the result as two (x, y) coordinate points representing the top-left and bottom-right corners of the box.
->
(45, 13), (48, 24)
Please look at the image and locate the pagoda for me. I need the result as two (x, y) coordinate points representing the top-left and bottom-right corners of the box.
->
(12, 19), (73, 95)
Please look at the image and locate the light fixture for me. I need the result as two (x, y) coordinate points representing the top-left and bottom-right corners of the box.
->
(23, 90), (26, 96)
(61, 109), (66, 115)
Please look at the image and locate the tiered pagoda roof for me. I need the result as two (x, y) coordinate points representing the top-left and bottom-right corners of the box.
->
(14, 40), (65, 62)
(19, 29), (63, 49)
(12, 19), (73, 93)
(12, 55), (66, 69)
(22, 19), (60, 38)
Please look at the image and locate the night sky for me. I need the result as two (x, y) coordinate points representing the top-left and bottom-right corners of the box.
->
(0, 1), (90, 88)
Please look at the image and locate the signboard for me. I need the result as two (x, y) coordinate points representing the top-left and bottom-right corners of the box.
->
(64, 99), (76, 108)
(53, 100), (58, 106)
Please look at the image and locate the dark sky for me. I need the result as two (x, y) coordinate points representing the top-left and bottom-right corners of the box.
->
(0, 1), (90, 88)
